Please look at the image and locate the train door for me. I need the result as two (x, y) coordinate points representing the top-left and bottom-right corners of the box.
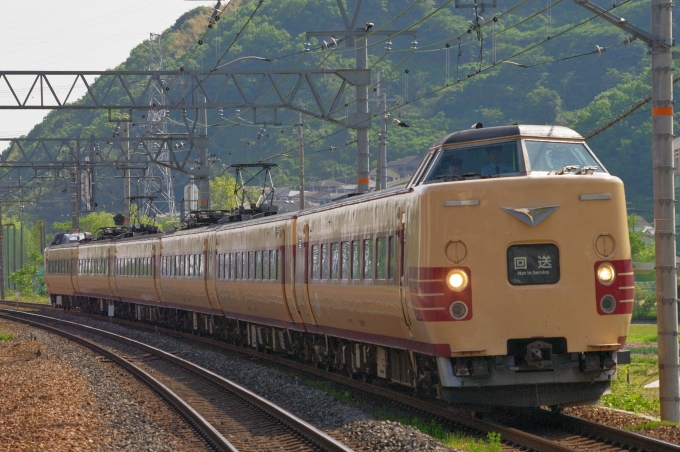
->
(71, 247), (81, 295)
(278, 227), (301, 324)
(398, 209), (413, 332)
(151, 243), (164, 304)
(203, 236), (221, 314)
(294, 222), (318, 325)
(107, 247), (119, 299)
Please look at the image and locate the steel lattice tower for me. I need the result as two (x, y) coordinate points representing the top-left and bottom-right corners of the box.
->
(140, 33), (176, 217)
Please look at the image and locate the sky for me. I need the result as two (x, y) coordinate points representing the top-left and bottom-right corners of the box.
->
(0, 0), (216, 138)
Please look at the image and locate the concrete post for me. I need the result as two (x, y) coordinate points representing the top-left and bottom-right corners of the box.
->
(198, 94), (210, 210)
(379, 92), (388, 191)
(123, 124), (131, 227)
(298, 112), (305, 210)
(652, 0), (680, 422)
(356, 38), (370, 194)
(70, 143), (79, 232)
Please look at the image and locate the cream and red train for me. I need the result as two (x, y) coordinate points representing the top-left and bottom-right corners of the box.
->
(45, 125), (632, 408)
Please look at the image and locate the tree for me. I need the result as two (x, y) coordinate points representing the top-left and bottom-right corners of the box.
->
(210, 176), (237, 211)
(9, 251), (46, 296)
(628, 214), (655, 262)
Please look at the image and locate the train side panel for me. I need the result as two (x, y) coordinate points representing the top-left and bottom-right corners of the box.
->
(114, 237), (161, 305)
(213, 219), (298, 328)
(75, 242), (116, 300)
(45, 245), (77, 299)
(159, 229), (217, 314)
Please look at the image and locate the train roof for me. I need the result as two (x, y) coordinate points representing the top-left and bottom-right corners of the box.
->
(430, 125), (583, 148)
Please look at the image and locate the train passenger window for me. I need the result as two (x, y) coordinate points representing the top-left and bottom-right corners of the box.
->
(311, 245), (320, 279)
(241, 252), (247, 279)
(256, 251), (262, 280)
(189, 255), (195, 277)
(235, 253), (241, 279)
(218, 254), (224, 279)
(388, 236), (396, 280)
(270, 250), (276, 280)
(321, 244), (329, 279)
(249, 252), (255, 280)
(351, 241), (360, 279)
(341, 242), (349, 280)
(230, 254), (236, 280)
(179, 255), (185, 277)
(263, 250), (270, 280)
(364, 239), (373, 279)
(104, 258), (108, 275)
(276, 249), (281, 280)
(174, 256), (179, 277)
(376, 238), (386, 280)
(331, 243), (339, 279)
(199, 255), (204, 277)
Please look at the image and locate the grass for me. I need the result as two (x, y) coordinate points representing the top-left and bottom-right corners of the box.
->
(306, 378), (504, 450)
(0, 325), (13, 341)
(597, 323), (680, 417)
(627, 420), (680, 431)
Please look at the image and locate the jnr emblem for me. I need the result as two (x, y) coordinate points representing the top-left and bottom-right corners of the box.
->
(501, 206), (559, 227)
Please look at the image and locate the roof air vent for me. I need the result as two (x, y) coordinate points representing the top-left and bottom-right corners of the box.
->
(471, 122), (483, 129)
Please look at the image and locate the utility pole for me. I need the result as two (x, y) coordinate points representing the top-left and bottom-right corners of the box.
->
(0, 205), (4, 300)
(123, 124), (131, 227)
(197, 94), (210, 210)
(574, 0), (679, 421)
(306, 0), (416, 194)
(69, 144), (79, 232)
(378, 90), (387, 191)
(298, 112), (305, 210)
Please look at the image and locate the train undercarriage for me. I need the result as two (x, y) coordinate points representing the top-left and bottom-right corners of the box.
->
(52, 294), (620, 409)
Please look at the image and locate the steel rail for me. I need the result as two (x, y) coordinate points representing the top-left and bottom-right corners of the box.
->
(0, 310), (236, 452)
(528, 407), (680, 452)
(0, 307), (353, 452)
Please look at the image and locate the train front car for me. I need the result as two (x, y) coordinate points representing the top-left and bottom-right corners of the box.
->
(410, 125), (631, 408)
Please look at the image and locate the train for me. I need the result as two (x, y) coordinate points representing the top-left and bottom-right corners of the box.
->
(45, 124), (632, 409)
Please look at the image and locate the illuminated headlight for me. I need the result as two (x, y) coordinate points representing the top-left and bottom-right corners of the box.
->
(597, 262), (616, 286)
(600, 294), (617, 314)
(446, 269), (469, 291)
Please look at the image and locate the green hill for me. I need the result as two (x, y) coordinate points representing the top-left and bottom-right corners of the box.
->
(5, 0), (675, 225)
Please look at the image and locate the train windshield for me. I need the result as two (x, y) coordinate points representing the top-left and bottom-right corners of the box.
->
(524, 141), (604, 173)
(425, 141), (522, 183)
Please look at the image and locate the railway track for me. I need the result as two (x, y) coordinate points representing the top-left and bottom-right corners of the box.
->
(0, 306), (352, 452)
(4, 301), (680, 452)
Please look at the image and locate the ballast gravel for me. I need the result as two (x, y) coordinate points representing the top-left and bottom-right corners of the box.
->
(0, 318), (209, 451)
(33, 307), (458, 451)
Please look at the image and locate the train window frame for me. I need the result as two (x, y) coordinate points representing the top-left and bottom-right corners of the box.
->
(341, 241), (350, 280)
(263, 249), (270, 280)
(364, 238), (374, 279)
(422, 140), (524, 184)
(409, 151), (436, 187)
(269, 250), (279, 280)
(522, 139), (607, 173)
(376, 237), (387, 280)
(321, 244), (329, 279)
(311, 244), (320, 279)
(351, 240), (360, 280)
(331, 243), (339, 279)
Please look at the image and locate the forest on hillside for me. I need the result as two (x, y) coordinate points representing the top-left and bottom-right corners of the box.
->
(3, 0), (678, 228)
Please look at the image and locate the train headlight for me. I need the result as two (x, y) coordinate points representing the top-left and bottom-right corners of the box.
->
(450, 301), (468, 320)
(597, 263), (616, 286)
(446, 269), (469, 292)
(600, 295), (617, 314)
